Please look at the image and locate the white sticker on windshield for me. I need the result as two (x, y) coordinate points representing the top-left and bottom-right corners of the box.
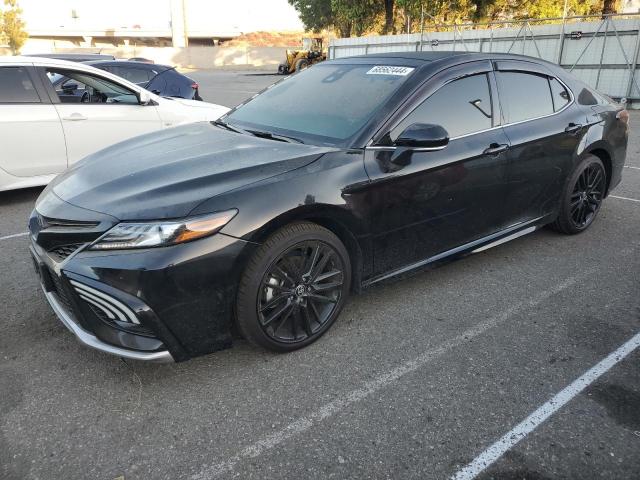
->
(366, 66), (414, 76)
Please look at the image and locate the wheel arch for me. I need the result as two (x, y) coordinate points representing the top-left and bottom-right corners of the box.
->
(245, 205), (366, 293)
(584, 146), (613, 195)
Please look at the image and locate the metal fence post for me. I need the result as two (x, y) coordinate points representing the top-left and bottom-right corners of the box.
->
(595, 17), (610, 89)
(556, 21), (566, 64)
(627, 19), (640, 97)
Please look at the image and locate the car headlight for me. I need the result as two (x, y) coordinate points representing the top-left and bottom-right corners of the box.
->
(89, 210), (237, 250)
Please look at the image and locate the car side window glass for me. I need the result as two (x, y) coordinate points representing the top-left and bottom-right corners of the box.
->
(46, 68), (139, 105)
(549, 78), (571, 112)
(577, 87), (607, 106)
(0, 66), (41, 103)
(119, 67), (151, 84)
(391, 74), (493, 141)
(497, 72), (554, 123)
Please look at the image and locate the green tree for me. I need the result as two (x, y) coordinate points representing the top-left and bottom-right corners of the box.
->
(1, 0), (28, 55)
(288, 0), (334, 33)
(288, 0), (382, 37)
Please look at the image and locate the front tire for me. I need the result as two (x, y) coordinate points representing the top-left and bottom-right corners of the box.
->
(294, 59), (309, 72)
(236, 222), (351, 352)
(550, 154), (607, 234)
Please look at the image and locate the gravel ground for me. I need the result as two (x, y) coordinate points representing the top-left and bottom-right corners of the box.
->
(0, 71), (638, 480)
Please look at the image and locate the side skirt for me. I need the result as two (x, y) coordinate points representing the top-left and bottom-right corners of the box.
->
(362, 216), (549, 288)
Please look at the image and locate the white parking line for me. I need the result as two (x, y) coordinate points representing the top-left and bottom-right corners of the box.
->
(624, 165), (640, 170)
(0, 231), (28, 241)
(450, 330), (640, 480)
(190, 272), (589, 480)
(610, 195), (640, 203)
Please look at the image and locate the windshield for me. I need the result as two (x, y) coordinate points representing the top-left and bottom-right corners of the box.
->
(225, 63), (415, 146)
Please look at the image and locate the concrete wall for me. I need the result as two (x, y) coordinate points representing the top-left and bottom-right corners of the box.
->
(3, 39), (293, 69)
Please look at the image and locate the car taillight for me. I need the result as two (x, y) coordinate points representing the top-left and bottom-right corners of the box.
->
(191, 82), (199, 90)
(617, 109), (629, 126)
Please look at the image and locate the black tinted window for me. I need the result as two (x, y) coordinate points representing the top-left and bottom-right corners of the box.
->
(497, 72), (553, 123)
(577, 87), (607, 106)
(392, 74), (492, 140)
(0, 66), (41, 103)
(550, 78), (570, 111)
(108, 66), (151, 84)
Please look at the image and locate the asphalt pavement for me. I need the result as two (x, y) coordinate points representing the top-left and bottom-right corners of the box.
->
(0, 71), (639, 480)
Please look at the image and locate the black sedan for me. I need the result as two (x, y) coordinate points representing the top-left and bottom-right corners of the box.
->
(29, 52), (628, 362)
(49, 60), (202, 102)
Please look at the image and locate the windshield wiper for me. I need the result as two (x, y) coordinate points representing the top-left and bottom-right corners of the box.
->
(247, 129), (304, 144)
(212, 120), (304, 144)
(212, 119), (250, 135)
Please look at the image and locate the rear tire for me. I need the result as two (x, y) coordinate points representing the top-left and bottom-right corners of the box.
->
(550, 154), (607, 234)
(236, 222), (351, 352)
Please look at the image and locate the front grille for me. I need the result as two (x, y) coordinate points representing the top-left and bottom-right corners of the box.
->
(48, 243), (84, 262)
(41, 216), (99, 229)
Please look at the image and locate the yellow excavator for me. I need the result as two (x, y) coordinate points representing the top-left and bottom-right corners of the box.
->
(278, 37), (326, 75)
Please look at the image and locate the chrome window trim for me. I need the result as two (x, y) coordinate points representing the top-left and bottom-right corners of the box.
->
(366, 145), (447, 152)
(366, 71), (575, 149)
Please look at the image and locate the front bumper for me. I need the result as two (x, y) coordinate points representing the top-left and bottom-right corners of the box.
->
(42, 285), (174, 362)
(31, 230), (256, 362)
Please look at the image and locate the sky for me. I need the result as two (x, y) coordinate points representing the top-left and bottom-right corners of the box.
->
(19, 0), (304, 35)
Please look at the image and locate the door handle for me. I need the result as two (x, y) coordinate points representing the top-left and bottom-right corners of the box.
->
(483, 143), (509, 156)
(62, 113), (88, 121)
(565, 122), (583, 134)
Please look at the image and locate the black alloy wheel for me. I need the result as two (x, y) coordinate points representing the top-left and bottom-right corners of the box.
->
(236, 222), (351, 351)
(551, 154), (607, 234)
(258, 240), (344, 343)
(570, 163), (605, 229)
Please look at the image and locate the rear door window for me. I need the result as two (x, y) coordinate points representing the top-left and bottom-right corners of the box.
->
(0, 66), (41, 103)
(497, 72), (554, 123)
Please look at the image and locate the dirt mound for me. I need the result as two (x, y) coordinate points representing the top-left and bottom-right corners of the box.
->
(223, 31), (305, 48)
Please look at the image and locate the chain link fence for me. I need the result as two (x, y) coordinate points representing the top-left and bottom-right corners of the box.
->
(328, 13), (640, 104)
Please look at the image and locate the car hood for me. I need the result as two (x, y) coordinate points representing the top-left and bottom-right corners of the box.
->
(46, 122), (336, 220)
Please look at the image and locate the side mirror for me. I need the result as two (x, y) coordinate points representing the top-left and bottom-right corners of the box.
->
(138, 90), (152, 105)
(395, 123), (449, 149)
(62, 83), (79, 93)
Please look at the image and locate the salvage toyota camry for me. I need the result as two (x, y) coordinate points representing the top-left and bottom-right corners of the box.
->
(29, 52), (628, 362)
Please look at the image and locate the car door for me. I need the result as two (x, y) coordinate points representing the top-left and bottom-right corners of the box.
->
(0, 65), (67, 177)
(494, 61), (584, 224)
(40, 66), (163, 164)
(364, 61), (512, 275)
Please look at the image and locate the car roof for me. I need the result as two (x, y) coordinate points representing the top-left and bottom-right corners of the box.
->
(86, 60), (172, 70)
(349, 51), (469, 62)
(2, 55), (95, 68)
(335, 51), (557, 66)
(330, 51), (565, 76)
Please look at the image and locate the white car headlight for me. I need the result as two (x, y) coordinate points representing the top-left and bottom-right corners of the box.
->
(89, 210), (237, 250)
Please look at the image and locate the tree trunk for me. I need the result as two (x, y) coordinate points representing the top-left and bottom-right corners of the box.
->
(602, 0), (617, 15)
(383, 0), (394, 35)
(338, 22), (352, 38)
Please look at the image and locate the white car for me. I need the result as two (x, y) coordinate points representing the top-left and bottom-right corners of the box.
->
(0, 56), (230, 191)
